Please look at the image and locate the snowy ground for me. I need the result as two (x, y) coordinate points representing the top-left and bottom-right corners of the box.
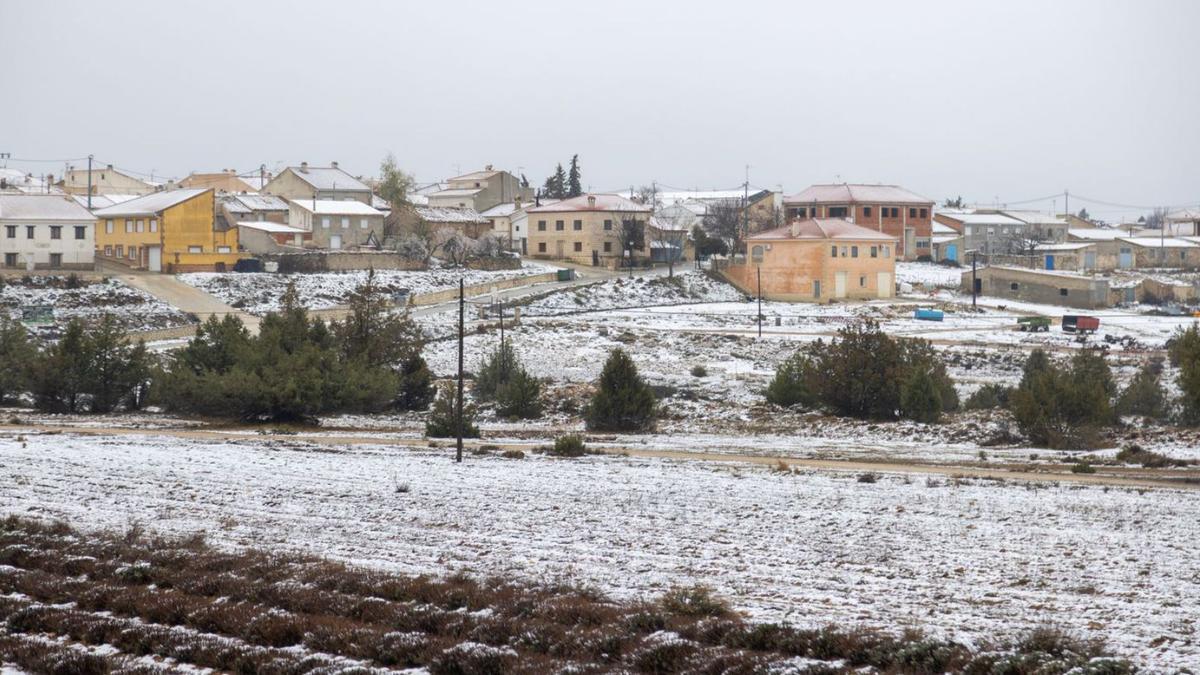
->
(179, 260), (559, 315)
(517, 270), (747, 315)
(895, 261), (964, 289)
(0, 275), (192, 336)
(1, 430), (1195, 670)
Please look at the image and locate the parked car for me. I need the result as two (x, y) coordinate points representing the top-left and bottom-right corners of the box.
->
(1017, 316), (1051, 332)
(1062, 315), (1100, 334)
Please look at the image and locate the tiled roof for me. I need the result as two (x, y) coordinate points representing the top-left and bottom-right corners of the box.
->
(92, 189), (210, 217)
(750, 218), (898, 241)
(526, 194), (651, 214)
(783, 183), (933, 205)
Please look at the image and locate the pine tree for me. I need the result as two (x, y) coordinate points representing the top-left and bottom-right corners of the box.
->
(425, 382), (479, 438)
(1116, 363), (1167, 419)
(765, 349), (818, 408)
(542, 163), (567, 199)
(336, 269), (424, 368)
(30, 319), (90, 413)
(85, 314), (137, 413)
(1170, 325), (1200, 423)
(586, 348), (657, 432)
(566, 154), (582, 198)
(495, 367), (542, 419)
(396, 352), (435, 411)
(475, 340), (519, 402)
(0, 315), (35, 403)
(900, 367), (943, 423)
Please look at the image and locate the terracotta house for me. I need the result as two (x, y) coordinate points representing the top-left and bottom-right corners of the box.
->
(721, 219), (898, 302)
(783, 184), (933, 260)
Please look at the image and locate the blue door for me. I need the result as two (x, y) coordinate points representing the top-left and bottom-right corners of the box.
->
(946, 243), (958, 262)
(1044, 254), (1055, 270)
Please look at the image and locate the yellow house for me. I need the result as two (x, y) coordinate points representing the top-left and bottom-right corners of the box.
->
(93, 188), (239, 272)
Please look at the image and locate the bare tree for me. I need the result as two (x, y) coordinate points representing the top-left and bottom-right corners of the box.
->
(1144, 207), (1169, 230)
(617, 215), (647, 272)
(633, 184), (657, 206)
(649, 211), (690, 278)
(435, 227), (474, 266)
(702, 200), (745, 254)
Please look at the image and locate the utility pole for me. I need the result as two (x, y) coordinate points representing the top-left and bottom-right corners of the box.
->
(456, 278), (464, 463)
(1064, 189), (1069, 218)
(87, 154), (93, 210)
(756, 265), (763, 338)
(260, 164), (266, 190)
(742, 165), (750, 252)
(971, 250), (978, 310)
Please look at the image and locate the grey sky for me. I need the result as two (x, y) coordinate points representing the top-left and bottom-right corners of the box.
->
(1, 0), (1197, 220)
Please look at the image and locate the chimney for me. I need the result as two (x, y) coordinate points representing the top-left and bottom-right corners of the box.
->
(485, 164), (493, 171)
(300, 161), (309, 173)
(106, 164), (113, 170)
(331, 161), (339, 169)
(587, 195), (596, 208)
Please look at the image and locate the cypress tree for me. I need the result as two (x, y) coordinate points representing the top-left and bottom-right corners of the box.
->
(586, 348), (657, 432)
(566, 154), (582, 198)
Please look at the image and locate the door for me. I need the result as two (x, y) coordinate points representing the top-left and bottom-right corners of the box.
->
(1118, 247), (1133, 269)
(1084, 251), (1096, 270)
(904, 227), (916, 259)
(835, 271), (848, 298)
(1044, 254), (1055, 270)
(877, 272), (892, 298)
(812, 280), (821, 299)
(147, 245), (162, 272)
(592, 250), (599, 266)
(945, 243), (958, 263)
(555, 241), (564, 258)
(330, 234), (342, 250)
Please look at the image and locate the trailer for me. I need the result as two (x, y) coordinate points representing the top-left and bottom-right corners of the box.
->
(1017, 316), (1051, 332)
(913, 308), (944, 322)
(1062, 315), (1100, 334)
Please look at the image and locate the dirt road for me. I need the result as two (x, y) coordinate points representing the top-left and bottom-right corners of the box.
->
(119, 273), (261, 333)
(4, 422), (1193, 491)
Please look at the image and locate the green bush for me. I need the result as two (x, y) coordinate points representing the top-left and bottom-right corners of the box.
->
(964, 384), (1012, 410)
(25, 316), (154, 414)
(900, 367), (943, 423)
(425, 382), (479, 438)
(1011, 348), (1115, 449)
(1116, 363), (1168, 419)
(474, 340), (519, 402)
(764, 350), (818, 408)
(690, 364), (707, 378)
(585, 348), (657, 432)
(550, 433), (587, 457)
(0, 315), (35, 404)
(1169, 325), (1200, 424)
(495, 367), (542, 420)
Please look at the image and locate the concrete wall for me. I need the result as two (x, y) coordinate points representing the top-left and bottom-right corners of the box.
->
(721, 237), (896, 302)
(272, 251), (427, 273)
(409, 271), (559, 306)
(963, 266), (1110, 309)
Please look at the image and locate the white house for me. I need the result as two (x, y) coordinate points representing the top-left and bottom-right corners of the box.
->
(0, 195), (97, 270)
(287, 199), (385, 250)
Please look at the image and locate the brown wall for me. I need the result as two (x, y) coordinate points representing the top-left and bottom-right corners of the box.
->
(722, 237), (896, 302)
(527, 209), (649, 266)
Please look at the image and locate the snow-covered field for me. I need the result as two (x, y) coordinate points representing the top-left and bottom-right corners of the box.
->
(896, 261), (964, 289)
(2, 430), (1195, 670)
(179, 260), (559, 315)
(0, 275), (192, 335)
(518, 271), (747, 315)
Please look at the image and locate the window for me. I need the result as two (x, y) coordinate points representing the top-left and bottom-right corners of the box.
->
(116, 245), (124, 258)
(538, 242), (546, 253)
(149, 219), (158, 233)
(987, 227), (996, 236)
(538, 220), (546, 231)
(840, 246), (848, 257)
(1010, 282), (1019, 291)
(26, 226), (34, 239)
(797, 208), (807, 218)
(1059, 288), (1069, 296)
(917, 240), (929, 248)
(870, 246), (877, 258)
(851, 246), (858, 258)
(136, 219), (144, 233)
(830, 246), (837, 257)
(74, 226), (86, 240)
(891, 207), (900, 218)
(105, 220), (113, 234)
(49, 253), (62, 268)
(863, 206), (872, 218)
(125, 219), (133, 233)
(919, 208), (928, 218)
(604, 242), (612, 252)
(129, 246), (137, 260)
(555, 220), (564, 231)
(217, 246), (232, 253)
(321, 217), (330, 229)
(909, 208), (917, 218)
(360, 218), (369, 229)
(751, 245), (764, 262)
(104, 246), (113, 256)
(4, 253), (16, 267)
(341, 217), (349, 228)
(859, 275), (866, 287)
(188, 245), (203, 253)
(4, 226), (13, 238)
(883, 245), (891, 258)
(829, 206), (848, 218)
(50, 226), (62, 240)
(573, 242), (582, 252)
(603, 219), (613, 230)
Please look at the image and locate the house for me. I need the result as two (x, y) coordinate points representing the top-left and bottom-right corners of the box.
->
(0, 195), (96, 270)
(61, 164), (160, 196)
(930, 221), (963, 263)
(1068, 229), (1200, 270)
(1165, 208), (1200, 236)
(427, 166), (532, 213)
(414, 206), (492, 239)
(964, 266), (1110, 309)
(782, 184), (933, 260)
(262, 162), (373, 204)
(93, 189), (239, 272)
(479, 200), (535, 252)
(287, 199), (385, 250)
(1030, 242), (1097, 272)
(236, 221), (310, 254)
(1000, 210), (1069, 243)
(720, 219), (897, 302)
(218, 193), (289, 226)
(0, 169), (62, 195)
(70, 194), (141, 212)
(934, 211), (1028, 258)
(178, 169), (257, 194)
(525, 194), (652, 267)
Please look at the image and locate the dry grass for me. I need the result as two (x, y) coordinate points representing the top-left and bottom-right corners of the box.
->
(0, 515), (1135, 674)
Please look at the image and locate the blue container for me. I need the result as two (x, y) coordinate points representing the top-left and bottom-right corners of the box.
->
(914, 308), (944, 322)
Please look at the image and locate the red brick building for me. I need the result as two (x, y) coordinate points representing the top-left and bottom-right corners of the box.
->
(782, 184), (934, 260)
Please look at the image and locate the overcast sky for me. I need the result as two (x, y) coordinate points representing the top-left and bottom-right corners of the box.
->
(1, 0), (1197, 220)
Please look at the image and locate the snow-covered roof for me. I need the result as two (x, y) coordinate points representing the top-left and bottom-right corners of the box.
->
(431, 187), (484, 198)
(282, 166), (370, 192)
(750, 218), (897, 242)
(70, 193), (140, 210)
(931, 221), (958, 235)
(289, 199), (383, 216)
(938, 212), (1025, 226)
(92, 189), (210, 217)
(1166, 208), (1200, 221)
(1068, 228), (1129, 241)
(1119, 237), (1200, 248)
(231, 194), (289, 211)
(415, 205), (488, 223)
(932, 234), (961, 245)
(527, 194), (651, 214)
(784, 183), (933, 205)
(0, 194), (96, 221)
(1034, 242), (1094, 252)
(449, 168), (501, 182)
(237, 221), (306, 234)
(1000, 210), (1068, 226)
(371, 195), (390, 210)
(480, 202), (532, 218)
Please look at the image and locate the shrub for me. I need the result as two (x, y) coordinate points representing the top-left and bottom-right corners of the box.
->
(964, 384), (1012, 410)
(397, 353), (435, 411)
(550, 434), (587, 457)
(690, 365), (707, 378)
(26, 316), (154, 414)
(900, 367), (943, 423)
(474, 341), (519, 402)
(1010, 349), (1115, 449)
(425, 383), (480, 438)
(1169, 325), (1200, 424)
(658, 586), (729, 618)
(857, 472), (878, 484)
(586, 348), (657, 432)
(1070, 461), (1096, 474)
(500, 449), (525, 460)
(494, 367), (542, 420)
(428, 642), (516, 675)
(1116, 363), (1168, 418)
(1114, 444), (1188, 468)
(0, 314), (35, 404)
(764, 350), (818, 408)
